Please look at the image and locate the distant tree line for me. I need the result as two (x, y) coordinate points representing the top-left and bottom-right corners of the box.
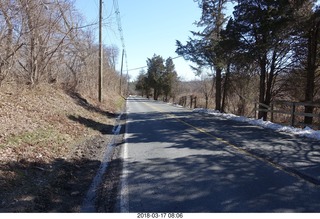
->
(176, 0), (320, 124)
(0, 0), (125, 99)
(135, 54), (179, 101)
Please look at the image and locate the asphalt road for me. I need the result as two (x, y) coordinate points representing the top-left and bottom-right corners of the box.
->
(120, 96), (320, 212)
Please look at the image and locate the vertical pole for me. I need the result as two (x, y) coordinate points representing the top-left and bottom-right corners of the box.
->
(126, 69), (129, 96)
(120, 49), (124, 95)
(270, 103), (274, 122)
(291, 102), (296, 127)
(98, 0), (103, 102)
(254, 103), (257, 119)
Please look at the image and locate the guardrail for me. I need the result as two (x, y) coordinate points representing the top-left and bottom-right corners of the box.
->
(254, 101), (320, 129)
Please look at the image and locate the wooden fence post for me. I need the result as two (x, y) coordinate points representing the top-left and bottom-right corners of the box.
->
(254, 103), (257, 119)
(291, 102), (296, 127)
(270, 103), (274, 122)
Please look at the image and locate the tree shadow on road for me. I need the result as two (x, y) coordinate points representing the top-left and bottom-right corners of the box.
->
(125, 153), (320, 212)
(127, 110), (320, 183)
(188, 112), (320, 183)
(124, 110), (320, 212)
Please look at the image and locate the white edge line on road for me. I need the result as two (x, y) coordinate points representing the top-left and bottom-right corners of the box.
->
(119, 113), (130, 213)
(80, 113), (123, 212)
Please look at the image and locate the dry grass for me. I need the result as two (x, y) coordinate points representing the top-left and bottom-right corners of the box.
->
(0, 84), (124, 164)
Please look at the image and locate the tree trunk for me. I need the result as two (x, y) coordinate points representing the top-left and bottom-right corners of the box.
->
(258, 55), (268, 120)
(264, 50), (277, 118)
(153, 88), (157, 100)
(304, 17), (319, 125)
(205, 94), (208, 109)
(0, 4), (13, 85)
(215, 67), (222, 111)
(221, 63), (230, 113)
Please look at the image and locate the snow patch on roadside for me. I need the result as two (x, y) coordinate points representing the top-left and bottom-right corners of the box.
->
(169, 103), (184, 108)
(193, 108), (320, 141)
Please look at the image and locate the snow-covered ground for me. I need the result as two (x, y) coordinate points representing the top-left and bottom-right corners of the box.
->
(193, 108), (320, 141)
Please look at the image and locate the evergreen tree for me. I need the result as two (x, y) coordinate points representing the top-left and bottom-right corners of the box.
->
(304, 7), (320, 124)
(292, 3), (320, 124)
(135, 55), (179, 101)
(135, 69), (149, 97)
(231, 0), (303, 120)
(147, 54), (165, 100)
(163, 58), (178, 102)
(176, 0), (230, 111)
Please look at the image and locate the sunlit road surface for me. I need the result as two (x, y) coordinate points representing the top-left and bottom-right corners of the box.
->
(120, 96), (320, 212)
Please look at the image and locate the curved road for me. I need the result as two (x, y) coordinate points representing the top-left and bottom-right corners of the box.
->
(119, 96), (320, 212)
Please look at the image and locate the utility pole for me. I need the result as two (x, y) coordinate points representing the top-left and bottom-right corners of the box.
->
(119, 49), (124, 95)
(98, 0), (103, 102)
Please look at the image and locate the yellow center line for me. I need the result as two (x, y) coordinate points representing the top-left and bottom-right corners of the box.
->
(144, 102), (238, 148)
(142, 101), (320, 186)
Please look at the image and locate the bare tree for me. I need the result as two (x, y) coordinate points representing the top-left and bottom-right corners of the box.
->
(0, 0), (23, 86)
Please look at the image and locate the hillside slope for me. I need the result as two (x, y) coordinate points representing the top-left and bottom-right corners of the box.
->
(0, 85), (124, 212)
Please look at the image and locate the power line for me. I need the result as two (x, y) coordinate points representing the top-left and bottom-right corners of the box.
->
(127, 56), (182, 72)
(102, 1), (118, 49)
(113, 0), (128, 73)
(109, 2), (183, 77)
(127, 66), (148, 72)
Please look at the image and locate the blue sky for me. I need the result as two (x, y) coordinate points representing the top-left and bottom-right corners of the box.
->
(75, 0), (203, 81)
